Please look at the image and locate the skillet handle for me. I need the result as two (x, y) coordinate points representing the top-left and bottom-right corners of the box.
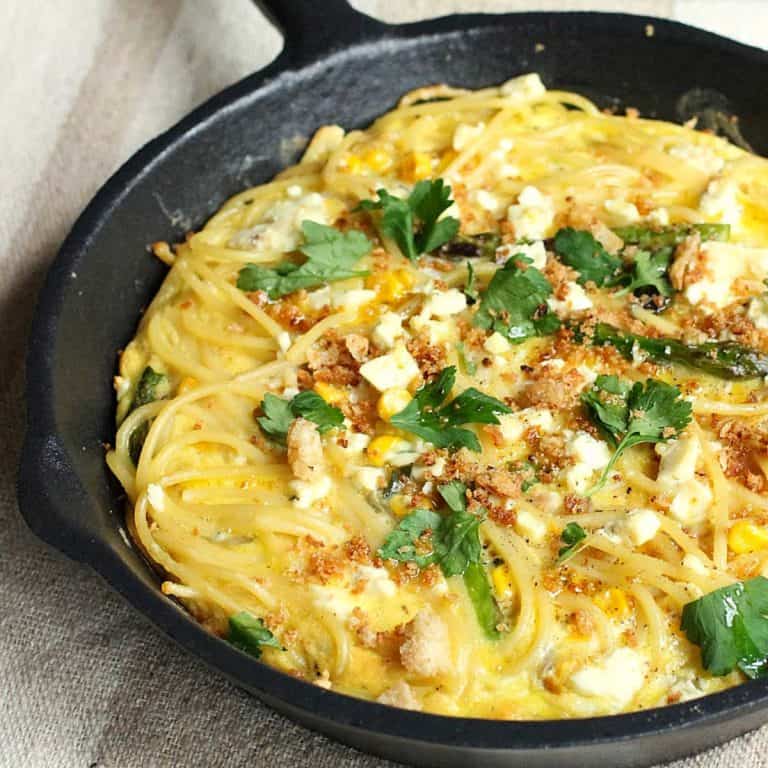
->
(256, 0), (388, 65)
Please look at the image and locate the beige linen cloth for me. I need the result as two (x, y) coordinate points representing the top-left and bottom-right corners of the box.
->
(3, 1), (768, 766)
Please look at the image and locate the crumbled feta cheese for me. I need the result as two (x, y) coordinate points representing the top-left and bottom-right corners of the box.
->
(310, 584), (355, 619)
(230, 192), (330, 252)
(359, 345), (420, 391)
(565, 432), (611, 492)
(495, 239), (546, 269)
(372, 311), (404, 349)
(282, 386), (299, 399)
(668, 143), (724, 176)
(114, 376), (131, 400)
(668, 479), (712, 525)
(507, 186), (555, 240)
(452, 122), (486, 151)
(624, 509), (661, 546)
(355, 466), (385, 492)
(576, 363), (599, 385)
(472, 189), (502, 215)
(484, 331), (510, 355)
(604, 199), (641, 225)
(147, 484), (165, 511)
(422, 288), (467, 318)
(646, 207), (670, 227)
(548, 281), (593, 314)
(683, 242), (768, 308)
(291, 474), (332, 509)
(699, 177), (743, 229)
(569, 648), (646, 708)
(355, 565), (397, 597)
(656, 435), (699, 490)
(515, 508), (548, 543)
(748, 294), (768, 330)
(332, 288), (376, 311)
(286, 184), (303, 199)
(342, 433), (371, 455)
(500, 73), (546, 101)
(305, 286), (331, 309)
(409, 316), (455, 345)
(499, 408), (556, 443)
(277, 331), (292, 353)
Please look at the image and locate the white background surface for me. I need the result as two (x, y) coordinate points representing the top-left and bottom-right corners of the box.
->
(2, 2), (767, 766)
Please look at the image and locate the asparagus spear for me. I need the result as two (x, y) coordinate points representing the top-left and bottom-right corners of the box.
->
(438, 233), (501, 260)
(613, 223), (730, 250)
(583, 322), (768, 380)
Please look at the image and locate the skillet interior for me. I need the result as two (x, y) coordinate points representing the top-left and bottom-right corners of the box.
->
(19, 3), (768, 766)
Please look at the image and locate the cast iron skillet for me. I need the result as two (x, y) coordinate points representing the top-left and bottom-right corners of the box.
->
(18, 2), (768, 766)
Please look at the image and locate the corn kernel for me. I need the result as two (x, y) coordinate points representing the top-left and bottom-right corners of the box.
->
(400, 151), (433, 182)
(491, 564), (513, 597)
(366, 435), (409, 467)
(314, 381), (346, 405)
(728, 520), (768, 554)
(594, 588), (630, 619)
(177, 376), (198, 395)
(366, 269), (414, 303)
(377, 388), (412, 421)
(438, 148), (458, 171)
(389, 493), (410, 518)
(362, 147), (393, 173)
(342, 155), (363, 174)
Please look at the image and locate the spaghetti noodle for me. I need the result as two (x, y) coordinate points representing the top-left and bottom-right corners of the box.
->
(107, 74), (768, 718)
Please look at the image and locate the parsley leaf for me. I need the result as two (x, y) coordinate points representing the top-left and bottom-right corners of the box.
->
(379, 481), (501, 639)
(473, 257), (560, 343)
(357, 179), (459, 260)
(237, 220), (371, 298)
(557, 522), (588, 563)
(378, 507), (442, 568)
(389, 366), (512, 451)
(681, 576), (768, 678)
(618, 247), (674, 298)
(257, 390), (344, 444)
(228, 612), (281, 659)
(290, 391), (345, 433)
(553, 227), (624, 287)
(581, 375), (692, 495)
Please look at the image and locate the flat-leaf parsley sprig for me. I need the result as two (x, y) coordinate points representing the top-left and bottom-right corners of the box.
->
(356, 178), (460, 260)
(389, 366), (512, 452)
(580, 374), (692, 495)
(237, 220), (371, 298)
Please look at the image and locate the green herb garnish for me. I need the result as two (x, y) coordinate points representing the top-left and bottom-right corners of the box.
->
(237, 220), (371, 298)
(557, 522), (588, 563)
(228, 612), (281, 659)
(473, 256), (560, 343)
(257, 390), (344, 444)
(356, 179), (459, 260)
(379, 480), (501, 639)
(553, 228), (624, 287)
(389, 366), (512, 452)
(581, 375), (692, 495)
(681, 576), (768, 679)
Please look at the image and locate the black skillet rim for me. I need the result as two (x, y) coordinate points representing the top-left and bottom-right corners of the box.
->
(19, 6), (768, 755)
